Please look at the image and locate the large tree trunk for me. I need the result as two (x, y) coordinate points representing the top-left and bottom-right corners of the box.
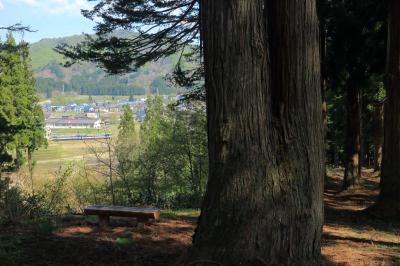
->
(376, 0), (400, 217)
(343, 83), (361, 189)
(189, 0), (323, 264)
(373, 102), (384, 171)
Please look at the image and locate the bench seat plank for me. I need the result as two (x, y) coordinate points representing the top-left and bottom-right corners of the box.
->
(84, 205), (160, 221)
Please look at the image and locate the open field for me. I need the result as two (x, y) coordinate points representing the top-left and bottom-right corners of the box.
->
(46, 95), (146, 105)
(1, 169), (399, 266)
(15, 137), (115, 181)
(51, 127), (116, 135)
(32, 140), (103, 162)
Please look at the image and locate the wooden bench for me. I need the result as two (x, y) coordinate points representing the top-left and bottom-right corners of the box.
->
(84, 205), (160, 228)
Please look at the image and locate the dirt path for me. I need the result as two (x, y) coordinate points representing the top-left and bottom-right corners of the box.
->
(0, 168), (399, 265)
(322, 168), (400, 265)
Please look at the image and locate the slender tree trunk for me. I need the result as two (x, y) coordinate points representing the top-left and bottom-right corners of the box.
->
(318, 0), (328, 185)
(343, 83), (361, 189)
(28, 148), (34, 193)
(15, 147), (22, 171)
(375, 0), (400, 217)
(373, 102), (384, 171)
(359, 94), (364, 168)
(189, 0), (323, 264)
(107, 141), (115, 205)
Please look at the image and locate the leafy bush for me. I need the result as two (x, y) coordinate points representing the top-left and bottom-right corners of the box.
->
(37, 218), (57, 236)
(0, 177), (50, 225)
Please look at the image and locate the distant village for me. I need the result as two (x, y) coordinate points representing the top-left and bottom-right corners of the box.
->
(42, 95), (181, 140)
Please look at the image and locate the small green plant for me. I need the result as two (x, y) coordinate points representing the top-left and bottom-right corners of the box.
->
(37, 218), (57, 236)
(161, 209), (200, 219)
(116, 234), (134, 245)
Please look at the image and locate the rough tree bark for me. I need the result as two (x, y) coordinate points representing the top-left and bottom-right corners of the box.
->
(189, 0), (324, 264)
(373, 102), (384, 171)
(343, 82), (361, 189)
(376, 0), (400, 218)
(318, 0), (328, 184)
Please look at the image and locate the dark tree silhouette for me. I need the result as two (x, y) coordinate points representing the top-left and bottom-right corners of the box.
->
(375, 0), (400, 218)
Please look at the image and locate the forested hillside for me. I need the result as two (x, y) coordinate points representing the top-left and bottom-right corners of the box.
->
(30, 33), (182, 97)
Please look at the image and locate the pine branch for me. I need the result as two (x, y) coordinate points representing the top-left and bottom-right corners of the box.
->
(0, 23), (36, 33)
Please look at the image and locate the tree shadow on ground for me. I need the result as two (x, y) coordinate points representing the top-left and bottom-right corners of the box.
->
(322, 168), (400, 265)
(0, 216), (195, 266)
(324, 232), (400, 248)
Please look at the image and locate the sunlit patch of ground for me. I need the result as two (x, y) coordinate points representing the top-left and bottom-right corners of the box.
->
(322, 168), (400, 265)
(0, 214), (196, 266)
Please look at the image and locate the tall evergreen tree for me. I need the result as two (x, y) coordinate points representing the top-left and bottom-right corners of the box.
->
(323, 0), (386, 188)
(57, 0), (324, 262)
(0, 33), (26, 173)
(0, 33), (46, 178)
(189, 0), (323, 264)
(17, 42), (47, 177)
(138, 95), (168, 204)
(118, 105), (135, 139)
(375, 0), (400, 218)
(373, 100), (384, 171)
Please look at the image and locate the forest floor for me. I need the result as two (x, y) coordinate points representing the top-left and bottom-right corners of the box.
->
(1, 168), (399, 265)
(322, 168), (400, 265)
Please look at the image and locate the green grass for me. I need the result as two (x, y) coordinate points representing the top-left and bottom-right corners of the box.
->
(116, 235), (134, 245)
(33, 140), (108, 162)
(19, 126), (119, 180)
(51, 96), (91, 105)
(32, 144), (63, 161)
(161, 209), (200, 219)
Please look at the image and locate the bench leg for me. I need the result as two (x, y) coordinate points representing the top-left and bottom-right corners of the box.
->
(138, 217), (149, 223)
(98, 215), (110, 229)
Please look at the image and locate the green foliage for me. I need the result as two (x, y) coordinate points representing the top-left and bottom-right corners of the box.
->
(150, 76), (174, 95)
(55, 2), (199, 74)
(116, 235), (134, 245)
(0, 177), (50, 225)
(115, 95), (208, 208)
(0, 32), (46, 173)
(323, 0), (386, 166)
(118, 106), (135, 139)
(38, 161), (106, 214)
(0, 33), (25, 170)
(53, 2), (202, 98)
(37, 218), (57, 236)
(64, 95), (209, 209)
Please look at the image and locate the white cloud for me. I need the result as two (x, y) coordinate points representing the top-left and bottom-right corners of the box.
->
(13, 0), (91, 15)
(0, 1), (4, 10)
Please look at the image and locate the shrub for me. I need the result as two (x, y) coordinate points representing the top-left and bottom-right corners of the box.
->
(0, 176), (51, 225)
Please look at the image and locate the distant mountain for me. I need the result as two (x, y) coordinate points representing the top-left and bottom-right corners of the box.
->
(29, 33), (182, 97)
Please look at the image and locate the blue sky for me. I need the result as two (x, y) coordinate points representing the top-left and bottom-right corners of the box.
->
(0, 0), (96, 43)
